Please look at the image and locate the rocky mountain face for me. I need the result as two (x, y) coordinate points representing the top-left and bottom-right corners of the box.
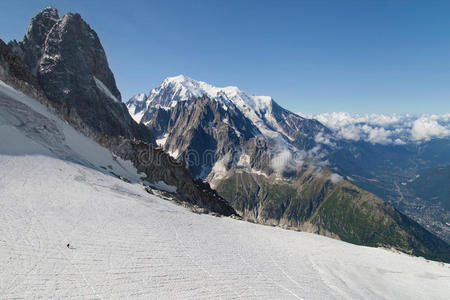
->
(128, 75), (330, 181)
(0, 39), (46, 101)
(106, 137), (235, 216)
(9, 7), (59, 76)
(1, 7), (236, 217)
(128, 75), (450, 261)
(145, 95), (262, 179)
(9, 7), (153, 144)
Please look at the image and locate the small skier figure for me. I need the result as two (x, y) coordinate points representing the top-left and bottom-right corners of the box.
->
(66, 243), (70, 248)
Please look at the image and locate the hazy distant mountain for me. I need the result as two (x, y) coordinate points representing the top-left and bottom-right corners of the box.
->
(300, 112), (450, 242)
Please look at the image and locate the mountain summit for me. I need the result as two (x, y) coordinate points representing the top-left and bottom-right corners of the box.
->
(9, 7), (153, 143)
(127, 75), (315, 141)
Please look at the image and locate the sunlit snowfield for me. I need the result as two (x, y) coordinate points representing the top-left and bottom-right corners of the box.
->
(0, 82), (449, 299)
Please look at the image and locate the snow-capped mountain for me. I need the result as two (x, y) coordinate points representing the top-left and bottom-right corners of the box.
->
(127, 76), (335, 211)
(128, 75), (328, 142)
(127, 74), (328, 182)
(127, 92), (148, 122)
(128, 75), (328, 154)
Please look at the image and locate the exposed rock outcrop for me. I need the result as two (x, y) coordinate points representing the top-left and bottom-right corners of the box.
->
(11, 7), (154, 144)
(0, 39), (46, 101)
(106, 137), (236, 216)
(146, 95), (262, 178)
(10, 7), (60, 75)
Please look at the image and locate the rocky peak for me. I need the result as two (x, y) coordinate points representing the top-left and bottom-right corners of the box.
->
(130, 93), (147, 103)
(39, 11), (121, 100)
(25, 7), (60, 44)
(19, 7), (60, 75)
(127, 93), (149, 121)
(129, 75), (330, 152)
(9, 7), (154, 144)
(35, 6), (59, 19)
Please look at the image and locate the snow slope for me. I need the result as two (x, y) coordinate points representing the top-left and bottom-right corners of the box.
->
(1, 81), (450, 299)
(1, 155), (450, 299)
(94, 76), (121, 103)
(0, 80), (143, 183)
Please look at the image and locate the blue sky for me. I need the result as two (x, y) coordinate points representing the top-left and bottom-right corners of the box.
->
(1, 0), (449, 113)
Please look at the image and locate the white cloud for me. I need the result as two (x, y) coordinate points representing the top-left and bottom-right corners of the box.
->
(337, 124), (362, 141)
(329, 173), (343, 184)
(271, 149), (292, 173)
(394, 138), (406, 145)
(361, 125), (393, 144)
(299, 112), (450, 144)
(270, 143), (328, 174)
(314, 131), (336, 146)
(411, 116), (450, 141)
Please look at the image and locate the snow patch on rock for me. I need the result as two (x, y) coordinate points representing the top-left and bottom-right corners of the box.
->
(94, 76), (120, 103)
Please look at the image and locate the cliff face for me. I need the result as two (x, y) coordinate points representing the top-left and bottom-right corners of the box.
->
(10, 7), (154, 144)
(10, 7), (60, 75)
(106, 137), (236, 216)
(0, 39), (42, 95)
(146, 96), (262, 178)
